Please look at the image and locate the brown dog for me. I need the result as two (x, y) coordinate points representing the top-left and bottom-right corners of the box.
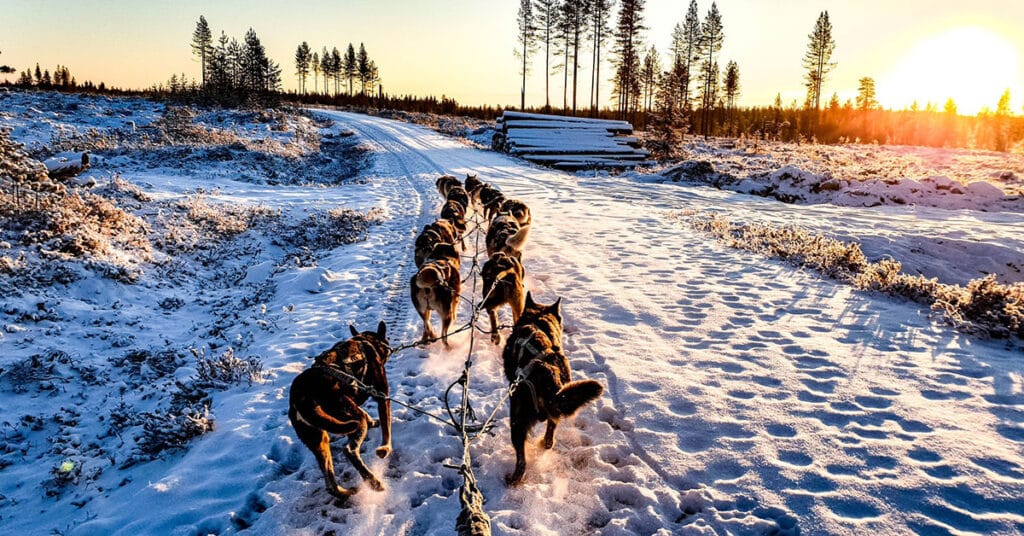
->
(441, 199), (467, 237)
(446, 186), (470, 214)
(496, 198), (532, 227)
(288, 322), (393, 498)
(415, 220), (460, 268)
(486, 213), (530, 259)
(436, 174), (461, 198)
(479, 184), (506, 221)
(502, 293), (603, 485)
(480, 252), (525, 345)
(411, 245), (461, 346)
(464, 174), (485, 207)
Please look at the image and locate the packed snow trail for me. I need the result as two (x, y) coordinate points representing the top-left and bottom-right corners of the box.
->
(38, 109), (1022, 535)
(259, 111), (1022, 535)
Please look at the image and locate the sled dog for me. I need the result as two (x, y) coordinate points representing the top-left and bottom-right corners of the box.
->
(288, 322), (393, 498)
(480, 251), (525, 345)
(411, 245), (461, 346)
(501, 293), (603, 485)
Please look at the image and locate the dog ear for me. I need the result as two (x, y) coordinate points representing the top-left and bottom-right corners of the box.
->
(349, 324), (359, 337)
(377, 320), (387, 339)
(524, 291), (536, 310)
(552, 297), (562, 319)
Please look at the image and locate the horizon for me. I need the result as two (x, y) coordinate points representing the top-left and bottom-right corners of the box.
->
(2, 0), (1022, 115)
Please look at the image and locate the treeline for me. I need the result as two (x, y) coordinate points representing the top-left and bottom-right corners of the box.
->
(676, 94), (1024, 151)
(160, 16), (283, 106)
(514, 1), (1024, 153)
(5, 62), (112, 93)
(293, 42), (379, 98)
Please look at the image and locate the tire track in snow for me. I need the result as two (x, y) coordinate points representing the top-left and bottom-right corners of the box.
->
(320, 111), (446, 343)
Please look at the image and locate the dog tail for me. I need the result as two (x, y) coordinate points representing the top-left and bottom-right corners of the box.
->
(505, 224), (530, 250)
(553, 380), (603, 417)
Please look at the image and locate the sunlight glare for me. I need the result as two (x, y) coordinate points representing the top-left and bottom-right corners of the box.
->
(878, 27), (1021, 115)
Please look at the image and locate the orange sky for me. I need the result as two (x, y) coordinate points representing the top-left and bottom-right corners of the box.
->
(2, 0), (1021, 114)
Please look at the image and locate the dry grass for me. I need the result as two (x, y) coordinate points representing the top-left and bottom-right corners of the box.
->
(682, 210), (1024, 339)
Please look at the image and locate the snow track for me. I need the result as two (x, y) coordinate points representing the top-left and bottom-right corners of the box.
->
(255, 112), (1023, 535)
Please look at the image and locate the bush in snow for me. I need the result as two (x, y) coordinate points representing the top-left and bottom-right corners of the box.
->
(683, 211), (1024, 339)
(134, 405), (214, 460)
(192, 347), (262, 388)
(282, 206), (384, 251)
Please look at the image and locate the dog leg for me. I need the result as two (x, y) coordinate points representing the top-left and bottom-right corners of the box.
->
(506, 418), (529, 486)
(343, 420), (384, 492)
(542, 419), (558, 450)
(294, 422), (354, 498)
(488, 307), (501, 345)
(417, 307), (435, 343)
(441, 307), (455, 348)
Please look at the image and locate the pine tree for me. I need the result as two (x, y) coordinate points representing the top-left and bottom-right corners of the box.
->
(856, 77), (877, 111)
(723, 60), (740, 135)
(34, 63), (42, 86)
(331, 47), (343, 95)
(588, 0), (613, 116)
(344, 44), (357, 96)
(670, 0), (700, 110)
(515, 0), (536, 110)
(562, 0), (591, 115)
(192, 16), (213, 86)
(648, 68), (688, 158)
(534, 0), (559, 111)
(295, 41), (312, 93)
(640, 46), (660, 113)
(802, 11), (836, 112)
(698, 2), (723, 136)
(723, 60), (740, 111)
(357, 43), (370, 96)
(613, 0), (645, 120)
(311, 51), (320, 94)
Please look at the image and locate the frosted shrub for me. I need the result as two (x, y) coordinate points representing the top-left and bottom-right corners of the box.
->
(135, 405), (214, 458)
(193, 347), (262, 388)
(283, 206), (384, 251)
(683, 211), (1024, 340)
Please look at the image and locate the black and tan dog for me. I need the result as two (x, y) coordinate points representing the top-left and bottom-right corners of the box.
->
(478, 184), (506, 221)
(481, 252), (525, 345)
(289, 322), (393, 498)
(486, 213), (530, 259)
(446, 185), (470, 214)
(440, 199), (467, 237)
(502, 293), (603, 485)
(436, 174), (461, 198)
(411, 244), (462, 346)
(415, 220), (460, 268)
(496, 198), (532, 228)
(464, 173), (485, 207)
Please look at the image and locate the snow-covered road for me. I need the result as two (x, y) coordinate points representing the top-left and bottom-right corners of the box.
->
(264, 111), (1023, 535)
(11, 106), (1019, 535)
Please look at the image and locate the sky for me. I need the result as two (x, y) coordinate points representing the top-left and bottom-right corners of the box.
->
(2, 0), (1022, 115)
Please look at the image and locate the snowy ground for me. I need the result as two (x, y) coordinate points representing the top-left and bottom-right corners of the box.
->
(2, 93), (1023, 535)
(645, 137), (1024, 214)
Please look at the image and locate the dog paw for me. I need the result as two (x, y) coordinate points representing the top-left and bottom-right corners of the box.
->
(375, 444), (391, 459)
(541, 437), (555, 450)
(491, 334), (501, 345)
(329, 485), (357, 499)
(367, 418), (380, 429)
(367, 477), (386, 492)
(505, 472), (524, 486)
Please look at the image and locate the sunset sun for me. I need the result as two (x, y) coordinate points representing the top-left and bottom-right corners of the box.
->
(879, 26), (1022, 114)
